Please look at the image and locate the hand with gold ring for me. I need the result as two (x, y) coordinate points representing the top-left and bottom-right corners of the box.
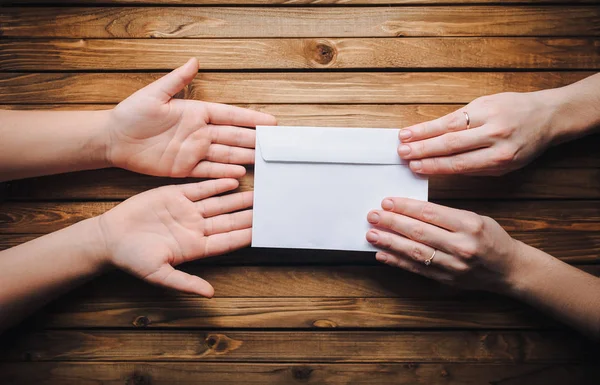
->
(396, 74), (600, 175)
(365, 197), (524, 292)
(365, 197), (600, 338)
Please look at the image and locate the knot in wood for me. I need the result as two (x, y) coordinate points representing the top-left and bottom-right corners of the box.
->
(204, 333), (243, 355)
(126, 371), (152, 385)
(292, 366), (313, 381)
(132, 316), (151, 328)
(205, 335), (218, 348)
(305, 40), (337, 67)
(316, 44), (335, 64)
(312, 319), (338, 328)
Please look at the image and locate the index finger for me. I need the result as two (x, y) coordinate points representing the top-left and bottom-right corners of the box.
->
(380, 197), (468, 232)
(203, 102), (277, 127)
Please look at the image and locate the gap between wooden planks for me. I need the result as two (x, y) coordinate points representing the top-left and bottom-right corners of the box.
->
(0, 104), (598, 171)
(4, 168), (600, 200)
(0, 231), (600, 265)
(1, 6), (598, 38)
(21, 267), (599, 329)
(1, 200), (599, 234)
(1, 232), (598, 264)
(0, 362), (598, 385)
(1, 38), (599, 70)
(1, 330), (598, 362)
(22, 296), (563, 329)
(0, 72), (593, 104)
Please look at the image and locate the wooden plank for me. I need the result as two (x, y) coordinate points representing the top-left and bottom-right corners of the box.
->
(2, 232), (599, 264)
(1, 330), (596, 362)
(1, 362), (599, 385)
(4, 166), (600, 201)
(34, 297), (556, 329)
(29, 282), (569, 328)
(0, 201), (114, 233)
(37, 265), (600, 299)
(26, 265), (471, 299)
(7, 266), (600, 329)
(433, 169), (600, 199)
(0, 104), (598, 169)
(2, 200), (599, 234)
(2, 38), (598, 70)
(0, 71), (592, 105)
(1, 7), (598, 39)
(1, 263), (599, 302)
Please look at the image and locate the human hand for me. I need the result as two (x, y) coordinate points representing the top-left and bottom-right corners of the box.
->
(107, 58), (276, 178)
(365, 198), (523, 293)
(397, 92), (557, 175)
(97, 179), (253, 297)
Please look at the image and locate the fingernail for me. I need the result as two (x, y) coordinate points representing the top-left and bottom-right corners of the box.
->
(376, 252), (388, 263)
(410, 160), (422, 171)
(367, 212), (380, 224)
(399, 130), (412, 141)
(398, 145), (411, 156)
(381, 199), (394, 211)
(366, 231), (379, 243)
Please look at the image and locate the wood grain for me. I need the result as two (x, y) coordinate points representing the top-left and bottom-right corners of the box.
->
(1, 72), (591, 104)
(2, 38), (598, 70)
(1, 0), (598, 378)
(1, 330), (597, 362)
(21, 265), (472, 299)
(35, 297), (555, 329)
(1, 362), (598, 385)
(4, 266), (599, 329)
(2, 232), (599, 264)
(1, 7), (598, 38)
(2, 200), (599, 234)
(1, 104), (598, 169)
(4, 166), (600, 201)
(3, 264), (600, 302)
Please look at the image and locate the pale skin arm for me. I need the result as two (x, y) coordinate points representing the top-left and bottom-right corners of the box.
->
(0, 110), (110, 181)
(397, 73), (600, 175)
(0, 179), (253, 333)
(366, 198), (600, 339)
(0, 58), (276, 182)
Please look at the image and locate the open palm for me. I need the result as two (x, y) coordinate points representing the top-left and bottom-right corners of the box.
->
(107, 58), (276, 178)
(98, 179), (253, 297)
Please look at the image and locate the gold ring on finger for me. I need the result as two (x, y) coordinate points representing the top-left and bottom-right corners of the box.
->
(424, 249), (436, 266)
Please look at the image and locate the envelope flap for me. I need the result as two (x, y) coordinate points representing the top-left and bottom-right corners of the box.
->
(256, 126), (403, 165)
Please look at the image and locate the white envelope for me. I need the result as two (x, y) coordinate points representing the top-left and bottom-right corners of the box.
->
(252, 126), (428, 252)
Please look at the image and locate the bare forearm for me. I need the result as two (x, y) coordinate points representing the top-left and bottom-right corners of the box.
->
(0, 217), (109, 332)
(0, 110), (111, 182)
(506, 242), (600, 339)
(541, 73), (600, 144)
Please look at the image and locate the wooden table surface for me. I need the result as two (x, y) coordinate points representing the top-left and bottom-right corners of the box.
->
(1, 1), (599, 384)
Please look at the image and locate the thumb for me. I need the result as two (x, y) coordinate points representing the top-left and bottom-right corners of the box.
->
(145, 264), (215, 298)
(144, 57), (199, 103)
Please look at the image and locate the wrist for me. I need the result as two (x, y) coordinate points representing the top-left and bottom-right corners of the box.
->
(536, 84), (599, 146)
(77, 216), (113, 273)
(88, 109), (114, 169)
(500, 240), (553, 300)
(539, 88), (568, 145)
